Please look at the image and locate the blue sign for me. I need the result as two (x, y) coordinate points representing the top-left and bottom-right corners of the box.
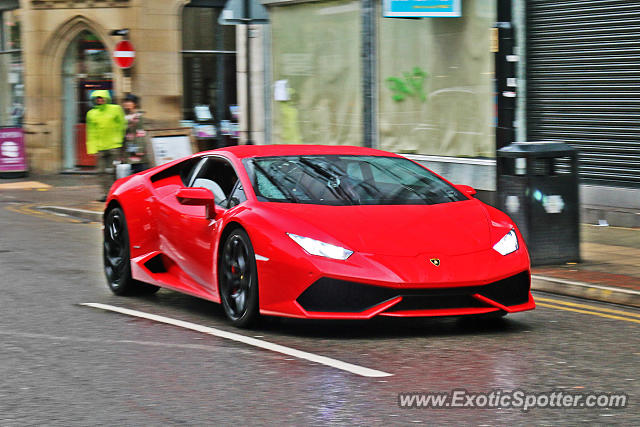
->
(383, 0), (461, 18)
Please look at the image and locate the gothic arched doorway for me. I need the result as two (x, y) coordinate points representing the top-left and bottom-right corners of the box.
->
(61, 30), (113, 171)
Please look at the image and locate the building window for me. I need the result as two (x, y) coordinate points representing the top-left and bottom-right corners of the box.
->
(0, 8), (23, 127)
(270, 0), (363, 146)
(181, 5), (237, 147)
(377, 2), (495, 157)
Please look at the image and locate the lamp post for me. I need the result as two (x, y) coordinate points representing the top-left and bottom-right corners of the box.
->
(361, 0), (376, 149)
(243, 0), (253, 145)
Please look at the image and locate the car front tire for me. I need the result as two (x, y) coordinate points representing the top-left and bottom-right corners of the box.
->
(219, 228), (259, 327)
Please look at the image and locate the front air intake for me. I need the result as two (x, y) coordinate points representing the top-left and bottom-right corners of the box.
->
(476, 271), (531, 306)
(296, 278), (398, 312)
(296, 271), (531, 313)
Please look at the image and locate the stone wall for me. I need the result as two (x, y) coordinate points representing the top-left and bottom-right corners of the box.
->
(21, 0), (187, 172)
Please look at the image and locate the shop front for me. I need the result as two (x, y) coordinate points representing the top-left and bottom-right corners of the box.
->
(526, 0), (640, 188)
(269, 0), (363, 146)
(17, 0), (239, 174)
(266, 0), (496, 159)
(377, 0), (495, 157)
(181, 3), (239, 151)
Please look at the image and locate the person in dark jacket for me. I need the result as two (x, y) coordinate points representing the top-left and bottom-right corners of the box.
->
(121, 94), (149, 174)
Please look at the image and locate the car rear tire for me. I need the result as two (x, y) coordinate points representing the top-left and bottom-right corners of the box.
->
(104, 206), (159, 296)
(219, 229), (259, 327)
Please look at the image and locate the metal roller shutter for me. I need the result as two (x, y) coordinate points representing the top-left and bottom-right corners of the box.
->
(526, 0), (640, 187)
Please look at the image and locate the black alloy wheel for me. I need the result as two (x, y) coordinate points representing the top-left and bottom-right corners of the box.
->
(219, 229), (259, 327)
(103, 206), (158, 296)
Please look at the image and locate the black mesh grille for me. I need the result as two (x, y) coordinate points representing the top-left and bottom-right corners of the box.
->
(385, 295), (488, 312)
(476, 271), (531, 306)
(296, 278), (398, 312)
(297, 272), (530, 313)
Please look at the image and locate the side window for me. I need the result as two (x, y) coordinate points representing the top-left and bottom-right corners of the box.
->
(183, 157), (207, 186)
(228, 181), (247, 208)
(150, 157), (201, 198)
(189, 157), (243, 208)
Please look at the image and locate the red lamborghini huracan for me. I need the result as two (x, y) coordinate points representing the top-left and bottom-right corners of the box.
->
(103, 145), (535, 327)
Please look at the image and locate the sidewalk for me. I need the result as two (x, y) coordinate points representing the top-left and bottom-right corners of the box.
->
(2, 173), (639, 308)
(531, 225), (640, 308)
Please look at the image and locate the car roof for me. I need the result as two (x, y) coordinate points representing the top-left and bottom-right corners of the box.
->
(205, 144), (402, 160)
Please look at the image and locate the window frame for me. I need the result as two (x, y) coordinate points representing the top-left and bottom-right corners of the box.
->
(0, 8), (23, 127)
(243, 155), (468, 206)
(188, 155), (246, 209)
(180, 5), (237, 123)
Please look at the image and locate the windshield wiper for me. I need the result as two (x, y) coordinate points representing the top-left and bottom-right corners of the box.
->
(298, 157), (357, 204)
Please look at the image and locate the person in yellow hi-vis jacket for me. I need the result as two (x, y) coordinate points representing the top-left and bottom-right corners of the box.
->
(86, 90), (126, 201)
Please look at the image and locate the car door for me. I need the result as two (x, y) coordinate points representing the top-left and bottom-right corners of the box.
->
(160, 156), (243, 293)
(152, 156), (212, 291)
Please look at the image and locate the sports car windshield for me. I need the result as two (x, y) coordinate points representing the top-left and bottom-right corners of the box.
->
(245, 155), (467, 205)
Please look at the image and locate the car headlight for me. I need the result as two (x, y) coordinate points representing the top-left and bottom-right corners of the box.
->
(287, 233), (353, 260)
(493, 229), (519, 256)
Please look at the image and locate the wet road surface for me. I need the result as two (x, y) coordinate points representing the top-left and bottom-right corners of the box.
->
(0, 198), (637, 425)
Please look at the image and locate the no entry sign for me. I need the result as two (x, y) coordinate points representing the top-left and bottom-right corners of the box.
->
(113, 40), (135, 69)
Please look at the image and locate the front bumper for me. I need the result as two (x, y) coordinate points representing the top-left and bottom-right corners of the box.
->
(258, 255), (534, 319)
(295, 271), (533, 318)
(255, 232), (534, 319)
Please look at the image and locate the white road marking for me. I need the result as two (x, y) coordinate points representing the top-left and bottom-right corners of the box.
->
(81, 302), (393, 378)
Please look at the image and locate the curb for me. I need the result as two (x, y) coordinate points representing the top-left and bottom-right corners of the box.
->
(532, 275), (640, 309)
(39, 206), (103, 223)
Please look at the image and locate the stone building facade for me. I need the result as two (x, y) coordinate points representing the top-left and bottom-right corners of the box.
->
(2, 0), (260, 173)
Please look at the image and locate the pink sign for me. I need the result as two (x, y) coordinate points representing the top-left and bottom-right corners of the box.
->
(0, 128), (27, 172)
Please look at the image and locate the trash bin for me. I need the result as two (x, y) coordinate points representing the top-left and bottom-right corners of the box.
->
(497, 141), (580, 266)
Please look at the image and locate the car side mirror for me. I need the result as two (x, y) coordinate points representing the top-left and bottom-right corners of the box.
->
(457, 185), (477, 197)
(176, 187), (218, 219)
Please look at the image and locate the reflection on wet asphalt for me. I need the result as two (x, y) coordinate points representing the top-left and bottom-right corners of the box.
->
(1, 205), (637, 425)
(92, 289), (638, 424)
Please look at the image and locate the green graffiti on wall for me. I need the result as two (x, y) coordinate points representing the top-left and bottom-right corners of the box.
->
(385, 67), (428, 102)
